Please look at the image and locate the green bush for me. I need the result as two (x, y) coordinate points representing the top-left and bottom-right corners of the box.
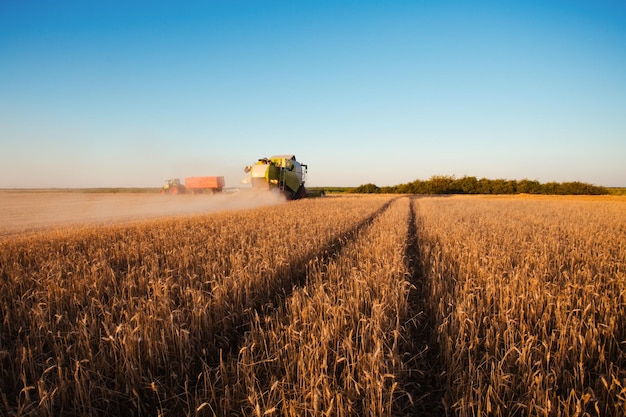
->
(352, 176), (608, 195)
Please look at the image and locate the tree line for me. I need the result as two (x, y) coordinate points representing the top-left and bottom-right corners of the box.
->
(351, 176), (608, 195)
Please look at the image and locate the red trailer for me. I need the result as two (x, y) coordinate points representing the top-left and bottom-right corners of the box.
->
(184, 176), (225, 193)
(161, 176), (225, 194)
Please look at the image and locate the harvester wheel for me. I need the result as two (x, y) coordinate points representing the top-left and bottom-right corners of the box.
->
(171, 187), (179, 195)
(283, 188), (295, 200)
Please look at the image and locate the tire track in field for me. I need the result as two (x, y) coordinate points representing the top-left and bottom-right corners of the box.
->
(194, 198), (397, 414)
(233, 198), (397, 344)
(202, 197), (397, 364)
(287, 197), (397, 288)
(225, 196), (406, 416)
(400, 197), (446, 415)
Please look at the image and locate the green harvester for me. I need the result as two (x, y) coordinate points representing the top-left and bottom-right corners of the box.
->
(244, 155), (308, 199)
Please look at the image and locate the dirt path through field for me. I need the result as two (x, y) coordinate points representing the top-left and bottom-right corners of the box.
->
(0, 190), (285, 237)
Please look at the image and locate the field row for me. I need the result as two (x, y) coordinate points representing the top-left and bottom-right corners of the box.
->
(416, 196), (626, 416)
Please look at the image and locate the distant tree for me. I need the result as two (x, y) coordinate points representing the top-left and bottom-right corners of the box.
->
(476, 178), (493, 194)
(352, 183), (380, 193)
(426, 175), (456, 194)
(395, 183), (411, 194)
(559, 181), (608, 195)
(455, 176), (479, 194)
(356, 176), (607, 196)
(409, 179), (427, 194)
(517, 179), (542, 194)
(489, 179), (515, 194)
(541, 182), (560, 195)
(380, 185), (397, 193)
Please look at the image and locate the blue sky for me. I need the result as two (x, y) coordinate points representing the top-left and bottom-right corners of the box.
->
(1, 0), (625, 188)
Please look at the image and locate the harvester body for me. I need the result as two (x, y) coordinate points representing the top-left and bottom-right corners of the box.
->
(245, 155), (307, 199)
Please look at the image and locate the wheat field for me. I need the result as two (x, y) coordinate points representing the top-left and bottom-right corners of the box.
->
(1, 194), (624, 416)
(416, 195), (626, 416)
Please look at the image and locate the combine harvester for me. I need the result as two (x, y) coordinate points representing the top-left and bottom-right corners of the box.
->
(160, 176), (225, 194)
(244, 155), (307, 200)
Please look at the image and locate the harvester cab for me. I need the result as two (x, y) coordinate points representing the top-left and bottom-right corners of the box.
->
(244, 155), (308, 199)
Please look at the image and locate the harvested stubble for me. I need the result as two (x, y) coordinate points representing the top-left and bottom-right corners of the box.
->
(0, 195), (392, 416)
(415, 195), (626, 416)
(234, 197), (415, 416)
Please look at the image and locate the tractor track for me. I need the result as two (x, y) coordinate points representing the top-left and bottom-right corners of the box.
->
(221, 195), (447, 416)
(227, 197), (398, 353)
(187, 198), (398, 414)
(189, 198), (397, 369)
(399, 196), (447, 416)
(218, 196), (401, 414)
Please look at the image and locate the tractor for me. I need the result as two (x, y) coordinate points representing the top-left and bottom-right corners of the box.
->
(160, 179), (185, 194)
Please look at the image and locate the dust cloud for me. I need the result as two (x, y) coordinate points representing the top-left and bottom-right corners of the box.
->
(0, 190), (286, 237)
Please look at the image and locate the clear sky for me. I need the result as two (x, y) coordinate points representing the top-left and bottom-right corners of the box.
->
(1, 0), (625, 188)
